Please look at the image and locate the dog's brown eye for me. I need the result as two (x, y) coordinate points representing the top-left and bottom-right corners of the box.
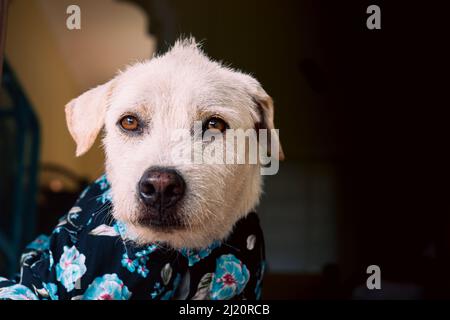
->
(120, 115), (139, 131)
(205, 117), (228, 133)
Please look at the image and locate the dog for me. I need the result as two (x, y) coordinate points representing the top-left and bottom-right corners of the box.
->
(66, 37), (284, 249)
(0, 38), (283, 300)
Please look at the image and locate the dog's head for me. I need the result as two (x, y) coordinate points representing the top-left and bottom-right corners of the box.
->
(65, 38), (283, 248)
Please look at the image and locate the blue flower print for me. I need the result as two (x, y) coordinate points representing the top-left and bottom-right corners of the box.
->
(0, 284), (38, 300)
(121, 245), (157, 277)
(0, 175), (263, 301)
(114, 220), (142, 241)
(82, 274), (131, 300)
(95, 175), (110, 190)
(210, 254), (250, 300)
(121, 253), (138, 272)
(138, 255), (149, 265)
(150, 282), (164, 299)
(42, 282), (59, 300)
(137, 265), (149, 278)
(135, 244), (158, 258)
(180, 241), (221, 266)
(95, 175), (112, 204)
(97, 189), (112, 204)
(56, 246), (87, 292)
(26, 234), (50, 251)
(113, 220), (127, 238)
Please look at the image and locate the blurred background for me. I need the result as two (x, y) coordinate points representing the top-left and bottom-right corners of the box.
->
(0, 0), (448, 299)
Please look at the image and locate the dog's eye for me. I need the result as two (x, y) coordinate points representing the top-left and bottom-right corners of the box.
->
(204, 117), (228, 133)
(119, 115), (139, 131)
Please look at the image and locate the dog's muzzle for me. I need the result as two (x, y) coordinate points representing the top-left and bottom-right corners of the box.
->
(137, 167), (186, 229)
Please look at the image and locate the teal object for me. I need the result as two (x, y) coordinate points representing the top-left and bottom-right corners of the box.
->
(0, 61), (40, 277)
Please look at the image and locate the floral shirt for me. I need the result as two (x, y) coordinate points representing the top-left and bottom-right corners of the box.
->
(0, 175), (265, 300)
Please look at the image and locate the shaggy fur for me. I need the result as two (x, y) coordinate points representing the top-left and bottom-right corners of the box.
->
(65, 38), (283, 249)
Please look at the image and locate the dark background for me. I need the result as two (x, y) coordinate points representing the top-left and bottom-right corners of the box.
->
(1, 0), (449, 299)
(127, 0), (450, 298)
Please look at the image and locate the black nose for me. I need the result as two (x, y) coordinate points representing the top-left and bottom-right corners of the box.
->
(138, 168), (185, 209)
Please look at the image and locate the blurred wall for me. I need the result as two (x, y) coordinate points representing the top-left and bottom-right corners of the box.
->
(5, 0), (155, 181)
(5, 0), (81, 178)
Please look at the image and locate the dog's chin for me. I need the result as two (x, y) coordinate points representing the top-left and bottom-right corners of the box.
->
(125, 222), (210, 249)
(132, 206), (186, 234)
(123, 212), (231, 249)
(115, 200), (247, 249)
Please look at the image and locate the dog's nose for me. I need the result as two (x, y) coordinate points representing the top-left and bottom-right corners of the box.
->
(138, 168), (185, 209)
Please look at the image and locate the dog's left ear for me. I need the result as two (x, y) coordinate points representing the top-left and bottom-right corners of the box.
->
(65, 80), (115, 157)
(252, 86), (285, 161)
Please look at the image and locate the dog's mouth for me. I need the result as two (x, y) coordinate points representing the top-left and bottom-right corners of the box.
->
(134, 207), (185, 233)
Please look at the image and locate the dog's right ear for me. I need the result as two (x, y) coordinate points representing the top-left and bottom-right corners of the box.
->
(252, 86), (285, 161)
(65, 80), (115, 157)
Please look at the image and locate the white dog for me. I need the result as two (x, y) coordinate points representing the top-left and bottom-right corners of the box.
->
(65, 38), (284, 249)
(0, 38), (284, 300)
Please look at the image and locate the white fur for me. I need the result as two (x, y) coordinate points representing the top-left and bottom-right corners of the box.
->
(65, 38), (282, 249)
